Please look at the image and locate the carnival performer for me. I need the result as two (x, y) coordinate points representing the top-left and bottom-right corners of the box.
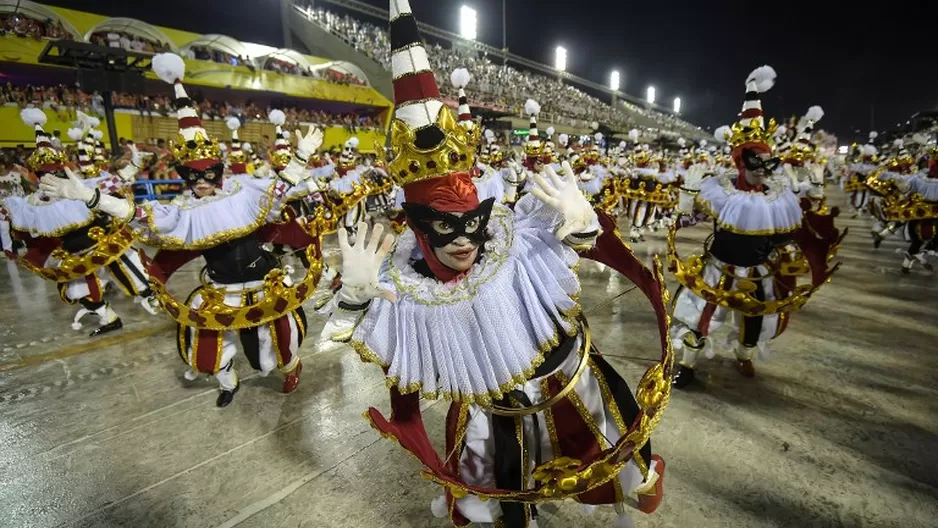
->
(40, 54), (323, 407)
(620, 144), (671, 243)
(320, 2), (674, 526)
(573, 134), (616, 212)
(668, 65), (843, 388)
(842, 133), (879, 217)
(869, 140), (918, 247)
(225, 116), (251, 177)
(0, 108), (158, 335)
(781, 106), (828, 212)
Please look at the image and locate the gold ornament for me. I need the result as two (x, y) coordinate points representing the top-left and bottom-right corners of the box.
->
(388, 106), (480, 187)
(171, 129), (221, 164)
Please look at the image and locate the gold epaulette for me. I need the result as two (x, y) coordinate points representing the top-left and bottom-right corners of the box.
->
(881, 195), (938, 222)
(19, 220), (135, 283)
(152, 245), (322, 331)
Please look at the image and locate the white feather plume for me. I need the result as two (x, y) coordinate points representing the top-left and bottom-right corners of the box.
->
(152, 53), (186, 84)
(869, 131), (878, 140)
(805, 105), (824, 123)
(546, 126), (555, 137)
(746, 65), (777, 93)
(450, 68), (471, 89)
(484, 129), (495, 142)
(226, 116), (242, 131)
(67, 128), (84, 141)
(628, 129), (640, 142)
(242, 142), (253, 153)
(591, 121), (599, 130)
(20, 107), (47, 127)
(268, 109), (286, 126)
(346, 137), (360, 149)
(91, 130), (104, 140)
(558, 133), (569, 146)
(714, 125), (732, 143)
(524, 99), (541, 116)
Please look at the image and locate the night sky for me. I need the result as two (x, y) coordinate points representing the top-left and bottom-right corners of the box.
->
(50, 0), (938, 141)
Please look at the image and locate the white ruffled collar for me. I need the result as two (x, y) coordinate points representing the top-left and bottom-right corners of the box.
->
(908, 172), (938, 202)
(350, 199), (583, 405)
(3, 193), (95, 237)
(136, 179), (276, 250)
(695, 175), (803, 235)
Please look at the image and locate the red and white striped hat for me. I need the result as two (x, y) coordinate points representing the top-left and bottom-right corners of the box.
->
(21, 108), (66, 172)
(152, 53), (221, 170)
(450, 67), (473, 129)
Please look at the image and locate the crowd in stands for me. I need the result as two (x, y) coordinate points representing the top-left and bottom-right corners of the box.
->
(0, 82), (383, 132)
(305, 6), (699, 136)
(88, 31), (171, 53)
(184, 45), (248, 67)
(0, 13), (69, 40)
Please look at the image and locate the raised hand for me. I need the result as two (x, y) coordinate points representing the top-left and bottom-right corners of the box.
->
(337, 222), (397, 304)
(530, 161), (597, 240)
(295, 125), (324, 160)
(39, 166), (93, 203)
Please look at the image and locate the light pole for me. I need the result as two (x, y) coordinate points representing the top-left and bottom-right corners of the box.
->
(610, 70), (620, 108)
(459, 5), (477, 41)
(555, 46), (567, 83)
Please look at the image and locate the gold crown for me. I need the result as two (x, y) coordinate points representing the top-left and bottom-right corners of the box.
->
(269, 148), (291, 169)
(524, 139), (544, 158)
(633, 150), (652, 166)
(172, 129), (222, 164)
(489, 149), (504, 165)
(782, 141), (816, 163)
(388, 106), (480, 187)
(227, 150), (248, 164)
(26, 146), (67, 171)
(727, 119), (778, 150)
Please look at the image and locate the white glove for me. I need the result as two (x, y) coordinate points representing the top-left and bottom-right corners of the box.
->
(530, 161), (598, 241)
(808, 163), (825, 184)
(337, 222), (397, 305)
(253, 163), (271, 178)
(295, 125), (324, 160)
(39, 166), (94, 203)
(783, 163), (800, 189)
(116, 144), (142, 182)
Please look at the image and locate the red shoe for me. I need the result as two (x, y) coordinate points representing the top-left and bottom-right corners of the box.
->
(637, 455), (665, 514)
(736, 359), (756, 378)
(283, 360), (302, 393)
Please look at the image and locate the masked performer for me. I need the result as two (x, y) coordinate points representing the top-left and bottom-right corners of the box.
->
(669, 66), (843, 387)
(40, 54), (323, 407)
(321, 2), (676, 526)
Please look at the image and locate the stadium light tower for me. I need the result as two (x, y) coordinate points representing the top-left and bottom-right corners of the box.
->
(646, 85), (656, 105)
(673, 96), (682, 114)
(610, 70), (620, 91)
(460, 5), (478, 40)
(555, 46), (567, 72)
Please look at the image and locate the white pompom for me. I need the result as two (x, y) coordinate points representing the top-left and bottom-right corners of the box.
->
(484, 129), (495, 141)
(628, 129), (640, 142)
(746, 65), (777, 93)
(219, 142), (228, 152)
(677, 138), (686, 148)
(591, 121), (599, 130)
(92, 129), (104, 140)
(546, 126), (555, 137)
(89, 117), (100, 128)
(805, 105), (824, 123)
(869, 131), (878, 140)
(449, 67), (471, 89)
(282, 130), (291, 139)
(20, 107), (47, 127)
(594, 132), (603, 142)
(524, 98), (541, 116)
(242, 142), (252, 152)
(700, 139), (708, 147)
(226, 116), (242, 131)
(268, 109), (286, 126)
(619, 140), (627, 149)
(558, 133), (569, 146)
(67, 128), (84, 141)
(152, 53), (186, 84)
(429, 495), (447, 519)
(345, 136), (360, 149)
(714, 125), (732, 143)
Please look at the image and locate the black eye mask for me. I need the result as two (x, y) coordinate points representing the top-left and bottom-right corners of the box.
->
(177, 163), (225, 187)
(742, 150), (780, 173)
(402, 197), (495, 248)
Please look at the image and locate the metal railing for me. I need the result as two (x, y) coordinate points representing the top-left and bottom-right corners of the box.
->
(133, 179), (185, 202)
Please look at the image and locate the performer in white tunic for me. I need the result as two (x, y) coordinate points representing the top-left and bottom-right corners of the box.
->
(41, 54), (323, 407)
(842, 133), (879, 217)
(322, 3), (673, 526)
(1, 108), (157, 335)
(668, 65), (843, 388)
